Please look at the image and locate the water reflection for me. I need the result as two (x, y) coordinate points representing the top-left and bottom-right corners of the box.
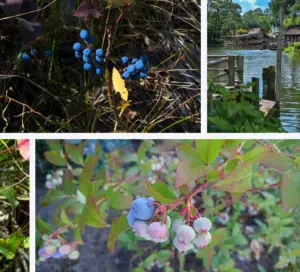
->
(208, 48), (300, 132)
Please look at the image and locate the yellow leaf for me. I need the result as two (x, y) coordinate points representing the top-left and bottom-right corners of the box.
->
(112, 67), (128, 101)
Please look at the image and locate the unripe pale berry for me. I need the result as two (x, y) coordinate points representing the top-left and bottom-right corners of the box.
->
(68, 250), (80, 260)
(51, 239), (61, 248)
(80, 29), (89, 40)
(193, 232), (212, 248)
(172, 218), (185, 233)
(133, 221), (150, 239)
(147, 222), (169, 243)
(44, 245), (57, 255)
(73, 42), (82, 51)
(173, 237), (194, 252)
(56, 176), (63, 185)
(46, 174), (52, 180)
(193, 217), (212, 234)
(38, 247), (51, 259)
(176, 225), (196, 243)
(56, 169), (64, 176)
(59, 244), (72, 256)
(96, 49), (104, 57)
(126, 210), (136, 227)
(45, 181), (53, 189)
(51, 251), (63, 259)
(131, 197), (156, 221)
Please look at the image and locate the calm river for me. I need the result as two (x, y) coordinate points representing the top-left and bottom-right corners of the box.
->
(208, 48), (300, 132)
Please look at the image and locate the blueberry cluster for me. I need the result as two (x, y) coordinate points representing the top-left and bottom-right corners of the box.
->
(38, 235), (80, 261)
(45, 169), (64, 189)
(127, 197), (212, 253)
(127, 197), (170, 243)
(121, 55), (149, 80)
(20, 49), (52, 62)
(172, 217), (212, 252)
(72, 29), (105, 75)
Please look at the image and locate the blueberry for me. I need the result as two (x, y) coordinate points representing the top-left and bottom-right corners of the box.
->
(51, 251), (63, 259)
(75, 51), (82, 58)
(140, 71), (148, 79)
(20, 53), (30, 62)
(127, 64), (135, 74)
(132, 58), (138, 64)
(83, 55), (91, 63)
(135, 60), (144, 70)
(127, 210), (137, 227)
(121, 56), (129, 64)
(130, 197), (156, 221)
(87, 35), (95, 44)
(73, 42), (82, 51)
(140, 55), (148, 62)
(95, 56), (103, 63)
(122, 71), (130, 80)
(80, 29), (89, 40)
(44, 50), (52, 56)
(96, 48), (104, 57)
(84, 63), (92, 71)
(95, 66), (104, 75)
(30, 48), (38, 57)
(83, 48), (92, 57)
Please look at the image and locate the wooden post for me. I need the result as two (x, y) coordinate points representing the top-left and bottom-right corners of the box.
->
(252, 77), (260, 109)
(236, 56), (244, 84)
(275, 8), (284, 107)
(228, 55), (235, 86)
(268, 66), (276, 101)
(262, 67), (269, 99)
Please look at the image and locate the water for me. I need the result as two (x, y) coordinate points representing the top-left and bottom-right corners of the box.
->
(208, 48), (300, 132)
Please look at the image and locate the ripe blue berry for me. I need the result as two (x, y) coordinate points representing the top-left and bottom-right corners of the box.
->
(121, 56), (129, 64)
(127, 64), (135, 74)
(73, 42), (82, 51)
(80, 29), (89, 40)
(135, 60), (144, 70)
(95, 56), (104, 63)
(140, 55), (148, 62)
(44, 50), (52, 56)
(122, 71), (130, 80)
(127, 211), (136, 227)
(87, 35), (95, 44)
(140, 71), (148, 79)
(83, 48), (92, 57)
(95, 66), (104, 75)
(20, 53), (30, 62)
(132, 58), (138, 64)
(83, 55), (91, 63)
(84, 63), (92, 71)
(75, 52), (82, 58)
(96, 49), (104, 57)
(30, 48), (38, 57)
(130, 197), (156, 220)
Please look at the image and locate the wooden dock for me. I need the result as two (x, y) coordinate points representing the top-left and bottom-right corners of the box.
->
(208, 55), (278, 118)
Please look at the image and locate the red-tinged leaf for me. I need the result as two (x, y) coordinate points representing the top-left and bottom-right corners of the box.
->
(215, 163), (253, 193)
(176, 161), (208, 188)
(64, 142), (84, 166)
(44, 151), (67, 166)
(107, 215), (130, 252)
(79, 196), (107, 228)
(19, 18), (43, 43)
(147, 181), (177, 204)
(260, 151), (293, 172)
(242, 146), (266, 163)
(281, 169), (300, 211)
(79, 155), (98, 197)
(196, 140), (224, 165)
(176, 144), (201, 163)
(73, 0), (101, 18)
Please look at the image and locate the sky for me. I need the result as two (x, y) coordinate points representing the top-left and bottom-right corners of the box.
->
(233, 0), (271, 13)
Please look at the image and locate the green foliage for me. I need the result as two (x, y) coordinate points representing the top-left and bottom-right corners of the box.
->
(0, 232), (26, 260)
(208, 82), (284, 132)
(284, 42), (300, 56)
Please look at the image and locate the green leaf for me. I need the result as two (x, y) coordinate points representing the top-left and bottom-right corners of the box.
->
(107, 215), (130, 252)
(0, 232), (25, 259)
(196, 140), (223, 165)
(63, 170), (76, 195)
(36, 217), (54, 235)
(44, 151), (67, 166)
(176, 144), (202, 163)
(79, 155), (98, 197)
(0, 186), (19, 209)
(64, 142), (84, 166)
(40, 190), (66, 206)
(60, 209), (73, 225)
(46, 140), (61, 152)
(225, 159), (239, 174)
(147, 182), (177, 204)
(281, 169), (300, 211)
(207, 170), (219, 182)
(290, 249), (300, 256)
(261, 151), (293, 171)
(242, 146), (265, 163)
(23, 237), (29, 249)
(294, 157), (300, 164)
(274, 256), (289, 269)
(79, 196), (107, 228)
(215, 163), (253, 193)
(108, 190), (132, 210)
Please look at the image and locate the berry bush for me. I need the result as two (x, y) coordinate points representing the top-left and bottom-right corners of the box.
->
(0, 0), (200, 132)
(36, 139), (300, 271)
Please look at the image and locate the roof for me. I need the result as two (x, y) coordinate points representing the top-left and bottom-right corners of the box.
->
(248, 28), (262, 35)
(284, 25), (300, 35)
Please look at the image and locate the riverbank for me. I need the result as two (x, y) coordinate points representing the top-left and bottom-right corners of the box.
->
(284, 42), (300, 56)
